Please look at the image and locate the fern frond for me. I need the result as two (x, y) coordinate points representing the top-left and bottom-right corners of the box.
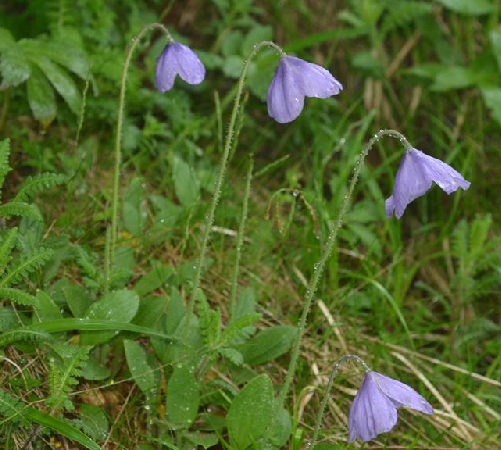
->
(0, 248), (54, 287)
(46, 0), (77, 32)
(48, 344), (90, 412)
(0, 287), (37, 305)
(0, 389), (28, 425)
(196, 289), (221, 348)
(0, 139), (11, 196)
(0, 328), (52, 348)
(468, 214), (492, 269)
(13, 173), (66, 203)
(452, 220), (468, 264)
(73, 245), (97, 279)
(0, 228), (18, 274)
(0, 202), (42, 221)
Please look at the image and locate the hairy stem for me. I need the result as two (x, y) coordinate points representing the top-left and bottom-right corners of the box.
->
(184, 41), (285, 335)
(229, 155), (254, 319)
(277, 129), (412, 412)
(311, 355), (370, 449)
(110, 22), (172, 263)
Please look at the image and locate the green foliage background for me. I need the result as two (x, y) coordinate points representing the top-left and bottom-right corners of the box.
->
(0, 0), (500, 449)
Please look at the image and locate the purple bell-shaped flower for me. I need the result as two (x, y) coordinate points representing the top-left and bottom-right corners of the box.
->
(349, 371), (434, 442)
(267, 55), (342, 123)
(156, 41), (205, 93)
(386, 147), (470, 219)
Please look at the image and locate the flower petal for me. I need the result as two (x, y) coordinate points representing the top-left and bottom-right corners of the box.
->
(348, 373), (398, 442)
(267, 59), (304, 123)
(267, 55), (342, 123)
(385, 195), (395, 218)
(412, 148), (471, 195)
(372, 372), (434, 415)
(155, 42), (205, 93)
(285, 56), (343, 98)
(391, 149), (432, 219)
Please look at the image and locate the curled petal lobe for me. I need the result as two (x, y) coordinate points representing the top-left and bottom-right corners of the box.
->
(372, 372), (434, 415)
(386, 148), (470, 219)
(348, 371), (434, 443)
(156, 42), (205, 93)
(267, 55), (342, 123)
(348, 373), (397, 443)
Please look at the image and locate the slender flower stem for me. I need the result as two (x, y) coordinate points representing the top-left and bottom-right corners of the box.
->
(229, 154), (254, 319)
(184, 41), (285, 335)
(311, 355), (370, 449)
(277, 129), (412, 412)
(110, 22), (172, 264)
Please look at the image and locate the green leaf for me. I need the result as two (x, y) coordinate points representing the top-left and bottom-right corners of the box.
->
(172, 155), (199, 207)
(34, 290), (62, 322)
(166, 365), (200, 426)
(0, 287), (37, 305)
(237, 325), (296, 366)
(134, 261), (173, 297)
(242, 25), (273, 56)
(124, 340), (155, 393)
(218, 347), (244, 366)
(227, 374), (274, 450)
(26, 66), (56, 127)
(0, 138), (11, 195)
(431, 66), (477, 91)
(82, 357), (111, 380)
(30, 39), (89, 79)
(0, 248), (53, 287)
(79, 404), (108, 442)
(30, 54), (81, 114)
(13, 173), (66, 202)
(219, 313), (262, 347)
(166, 288), (186, 334)
(482, 88), (501, 127)
(26, 408), (102, 450)
(63, 283), (93, 318)
(435, 0), (493, 15)
(221, 30), (244, 57)
(222, 55), (244, 78)
(0, 46), (30, 89)
(0, 388), (29, 424)
(81, 290), (139, 345)
(490, 29), (501, 74)
(268, 402), (292, 448)
(133, 296), (167, 328)
(0, 27), (15, 52)
(184, 432), (218, 449)
(0, 202), (42, 221)
(122, 178), (147, 235)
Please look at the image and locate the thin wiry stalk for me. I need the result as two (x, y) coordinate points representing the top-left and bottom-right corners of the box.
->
(110, 22), (172, 264)
(311, 355), (370, 449)
(277, 130), (411, 413)
(229, 155), (254, 319)
(184, 41), (285, 336)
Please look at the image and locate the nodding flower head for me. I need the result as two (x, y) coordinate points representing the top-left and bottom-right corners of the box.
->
(386, 147), (470, 219)
(349, 371), (434, 443)
(156, 41), (205, 93)
(267, 55), (342, 123)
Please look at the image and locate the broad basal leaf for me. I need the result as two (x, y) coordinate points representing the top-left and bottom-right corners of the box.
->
(435, 0), (493, 15)
(166, 364), (200, 427)
(81, 290), (139, 346)
(227, 374), (274, 450)
(26, 66), (56, 126)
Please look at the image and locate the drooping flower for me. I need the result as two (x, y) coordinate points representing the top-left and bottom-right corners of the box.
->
(348, 371), (434, 443)
(267, 55), (342, 123)
(386, 147), (470, 219)
(156, 41), (205, 93)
